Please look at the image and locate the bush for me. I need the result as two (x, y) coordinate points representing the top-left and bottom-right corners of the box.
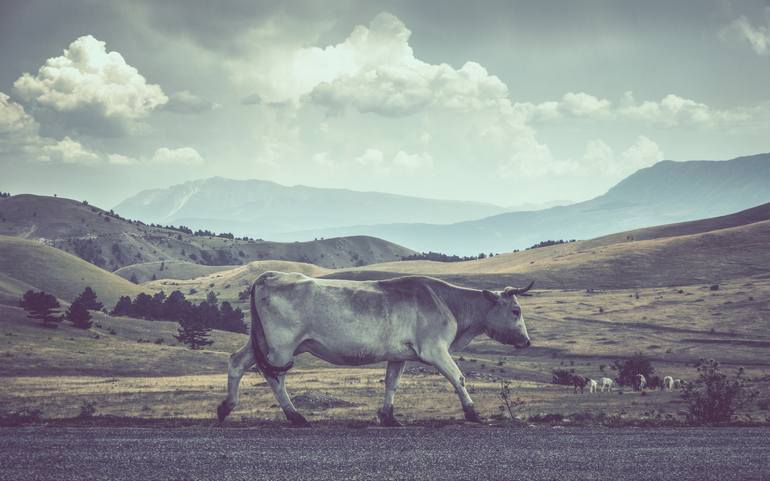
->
(0, 408), (42, 426)
(551, 368), (575, 386)
(78, 400), (97, 418)
(681, 359), (758, 423)
(611, 353), (655, 387)
(19, 290), (61, 327)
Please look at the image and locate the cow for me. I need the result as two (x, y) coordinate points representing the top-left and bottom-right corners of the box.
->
(673, 379), (683, 389)
(572, 375), (588, 394)
(663, 376), (674, 390)
(599, 377), (613, 392)
(633, 373), (647, 391)
(217, 272), (534, 426)
(586, 378), (598, 394)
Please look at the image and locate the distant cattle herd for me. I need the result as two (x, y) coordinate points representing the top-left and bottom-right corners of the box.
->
(570, 372), (686, 394)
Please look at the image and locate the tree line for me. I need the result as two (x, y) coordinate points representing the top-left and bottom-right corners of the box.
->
(112, 290), (246, 334)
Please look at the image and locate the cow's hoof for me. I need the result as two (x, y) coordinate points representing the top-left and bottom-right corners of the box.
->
(377, 409), (402, 427)
(463, 405), (484, 423)
(285, 410), (311, 428)
(217, 401), (233, 422)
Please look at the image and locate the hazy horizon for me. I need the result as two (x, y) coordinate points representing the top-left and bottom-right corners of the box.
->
(2, 0), (770, 208)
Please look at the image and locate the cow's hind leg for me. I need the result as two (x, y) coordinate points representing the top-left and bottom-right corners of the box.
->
(265, 373), (310, 427)
(378, 360), (406, 427)
(217, 342), (255, 422)
(422, 345), (483, 423)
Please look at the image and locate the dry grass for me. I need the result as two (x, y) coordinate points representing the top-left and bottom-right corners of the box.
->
(2, 277), (769, 424)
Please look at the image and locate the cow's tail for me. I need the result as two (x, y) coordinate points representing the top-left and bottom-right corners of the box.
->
(249, 278), (293, 379)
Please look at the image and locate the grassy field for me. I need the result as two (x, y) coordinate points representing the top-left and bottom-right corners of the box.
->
(0, 235), (146, 307)
(2, 277), (769, 425)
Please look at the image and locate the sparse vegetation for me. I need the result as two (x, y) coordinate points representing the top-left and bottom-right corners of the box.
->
(611, 353), (655, 387)
(498, 381), (525, 420)
(681, 359), (758, 423)
(526, 239), (576, 250)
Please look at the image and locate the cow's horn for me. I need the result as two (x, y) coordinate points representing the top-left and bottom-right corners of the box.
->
(508, 280), (534, 296)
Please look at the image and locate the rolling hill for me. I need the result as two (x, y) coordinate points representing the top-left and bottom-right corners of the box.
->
(277, 153), (770, 254)
(0, 235), (145, 307)
(0, 194), (416, 270)
(113, 176), (507, 237)
(322, 201), (770, 290)
(114, 261), (238, 284)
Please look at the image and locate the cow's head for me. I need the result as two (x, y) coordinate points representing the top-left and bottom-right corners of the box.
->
(481, 281), (533, 348)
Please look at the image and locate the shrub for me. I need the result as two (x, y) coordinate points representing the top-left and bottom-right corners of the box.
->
(681, 359), (758, 423)
(611, 353), (655, 387)
(78, 400), (97, 418)
(551, 368), (575, 386)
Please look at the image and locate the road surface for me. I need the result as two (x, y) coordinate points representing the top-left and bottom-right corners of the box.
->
(1, 426), (768, 480)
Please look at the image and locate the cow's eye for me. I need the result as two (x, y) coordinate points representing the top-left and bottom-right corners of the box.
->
(511, 308), (521, 316)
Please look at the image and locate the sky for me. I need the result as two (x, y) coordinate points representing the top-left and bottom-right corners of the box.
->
(1, 0), (769, 209)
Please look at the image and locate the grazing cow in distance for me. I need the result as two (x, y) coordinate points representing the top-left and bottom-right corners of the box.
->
(633, 374), (647, 391)
(663, 376), (674, 390)
(673, 379), (683, 389)
(600, 377), (613, 392)
(217, 272), (534, 426)
(572, 375), (588, 394)
(587, 378), (598, 394)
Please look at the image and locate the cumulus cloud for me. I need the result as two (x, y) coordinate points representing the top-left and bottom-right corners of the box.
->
(13, 35), (167, 135)
(722, 9), (770, 55)
(164, 90), (220, 113)
(0, 93), (37, 135)
(581, 136), (664, 177)
(354, 148), (385, 167)
(151, 147), (204, 165)
(40, 136), (100, 164)
(392, 150), (433, 171)
(242, 13), (509, 116)
(560, 92), (611, 118)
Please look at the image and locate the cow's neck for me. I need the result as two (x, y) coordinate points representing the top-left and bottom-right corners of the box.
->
(441, 285), (491, 351)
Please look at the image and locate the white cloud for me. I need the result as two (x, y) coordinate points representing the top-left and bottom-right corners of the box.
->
(560, 92), (611, 118)
(13, 35), (167, 134)
(354, 148), (385, 167)
(40, 136), (99, 164)
(722, 10), (770, 55)
(620, 135), (664, 171)
(580, 136), (664, 178)
(0, 93), (37, 134)
(619, 92), (713, 127)
(107, 153), (136, 165)
(242, 12), (509, 116)
(165, 90), (220, 113)
(392, 150), (433, 171)
(151, 147), (204, 165)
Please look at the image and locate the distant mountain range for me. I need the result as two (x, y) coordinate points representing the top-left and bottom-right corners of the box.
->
(113, 153), (770, 255)
(274, 153), (770, 254)
(113, 177), (508, 236)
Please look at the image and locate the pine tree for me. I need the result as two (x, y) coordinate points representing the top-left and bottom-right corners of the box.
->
(19, 290), (61, 327)
(66, 300), (92, 329)
(111, 296), (133, 316)
(219, 301), (247, 333)
(74, 287), (103, 311)
(174, 315), (213, 350)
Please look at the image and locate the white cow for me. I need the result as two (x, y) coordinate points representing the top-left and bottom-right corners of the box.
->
(600, 377), (613, 392)
(218, 272), (534, 426)
(663, 376), (674, 390)
(634, 373), (647, 391)
(587, 378), (598, 394)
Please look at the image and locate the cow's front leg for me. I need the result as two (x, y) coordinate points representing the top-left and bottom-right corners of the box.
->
(422, 345), (483, 423)
(265, 372), (309, 427)
(217, 342), (255, 422)
(378, 360), (406, 427)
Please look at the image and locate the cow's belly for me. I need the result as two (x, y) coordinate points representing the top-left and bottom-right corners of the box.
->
(294, 334), (419, 366)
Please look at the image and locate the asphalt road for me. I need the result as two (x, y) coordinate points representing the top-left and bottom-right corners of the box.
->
(1, 426), (769, 481)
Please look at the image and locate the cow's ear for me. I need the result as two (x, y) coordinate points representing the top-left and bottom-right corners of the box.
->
(482, 290), (499, 304)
